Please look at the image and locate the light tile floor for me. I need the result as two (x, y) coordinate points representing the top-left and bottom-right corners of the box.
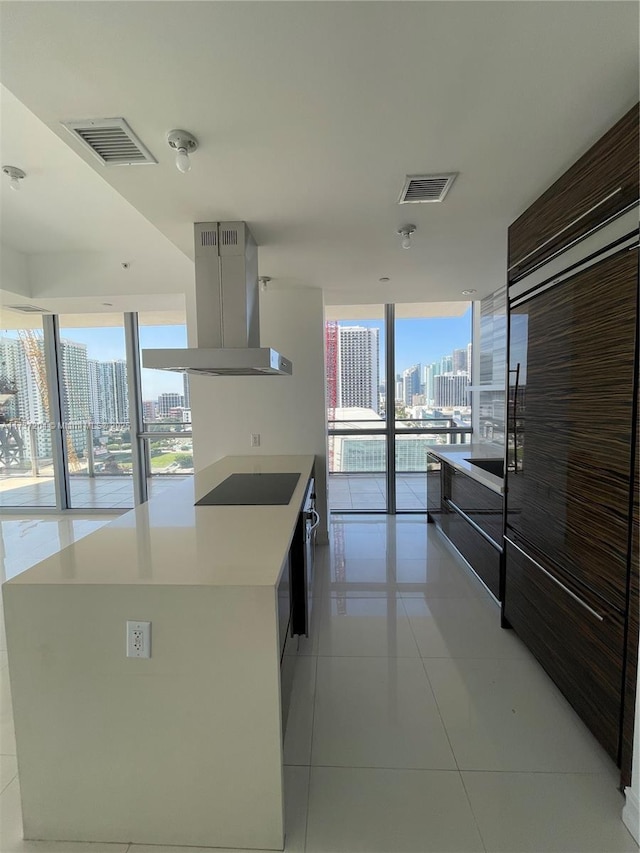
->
(0, 476), (190, 511)
(329, 473), (427, 511)
(0, 513), (637, 852)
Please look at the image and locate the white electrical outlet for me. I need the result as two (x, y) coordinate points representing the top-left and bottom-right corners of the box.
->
(250, 433), (261, 447)
(126, 621), (151, 658)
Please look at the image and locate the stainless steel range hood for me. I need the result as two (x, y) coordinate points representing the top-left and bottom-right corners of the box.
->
(142, 222), (292, 376)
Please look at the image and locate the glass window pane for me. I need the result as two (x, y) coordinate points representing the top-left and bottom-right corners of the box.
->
(58, 314), (133, 509)
(138, 312), (192, 494)
(326, 306), (386, 511)
(394, 304), (472, 510)
(0, 317), (56, 507)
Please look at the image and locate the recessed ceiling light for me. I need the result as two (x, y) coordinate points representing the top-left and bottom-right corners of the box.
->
(461, 289), (477, 295)
(379, 277), (390, 283)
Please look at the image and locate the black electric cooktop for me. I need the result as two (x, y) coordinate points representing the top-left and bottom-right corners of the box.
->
(196, 472), (301, 506)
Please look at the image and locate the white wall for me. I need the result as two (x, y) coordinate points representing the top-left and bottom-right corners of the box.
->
(0, 244), (30, 299)
(190, 288), (328, 539)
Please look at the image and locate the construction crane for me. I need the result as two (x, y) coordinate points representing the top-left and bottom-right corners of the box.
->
(17, 330), (82, 473)
(0, 373), (24, 468)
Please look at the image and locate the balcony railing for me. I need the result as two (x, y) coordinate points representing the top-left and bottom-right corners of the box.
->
(0, 421), (194, 479)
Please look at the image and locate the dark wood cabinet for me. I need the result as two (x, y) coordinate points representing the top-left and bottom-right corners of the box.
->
(504, 538), (625, 762)
(448, 466), (503, 545)
(427, 456), (504, 600)
(445, 506), (502, 600)
(508, 103), (639, 283)
(507, 248), (638, 614)
(505, 102), (639, 777)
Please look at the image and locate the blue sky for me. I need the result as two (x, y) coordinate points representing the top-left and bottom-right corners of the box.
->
(6, 307), (471, 400)
(338, 307), (472, 377)
(60, 324), (187, 400)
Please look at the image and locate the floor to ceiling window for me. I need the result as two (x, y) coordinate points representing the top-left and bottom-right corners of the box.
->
(326, 302), (473, 513)
(137, 313), (193, 500)
(0, 315), (56, 508)
(326, 306), (388, 511)
(0, 309), (192, 512)
(394, 303), (472, 511)
(57, 314), (134, 509)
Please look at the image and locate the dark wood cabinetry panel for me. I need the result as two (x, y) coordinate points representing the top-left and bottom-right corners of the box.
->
(446, 507), (501, 599)
(508, 103), (639, 282)
(448, 467), (503, 544)
(507, 248), (638, 612)
(504, 539), (625, 761)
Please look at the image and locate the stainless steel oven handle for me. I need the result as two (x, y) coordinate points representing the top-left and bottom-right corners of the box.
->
(505, 537), (604, 622)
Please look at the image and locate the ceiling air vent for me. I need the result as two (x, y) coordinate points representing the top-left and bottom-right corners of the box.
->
(7, 304), (49, 314)
(60, 118), (157, 166)
(398, 173), (458, 204)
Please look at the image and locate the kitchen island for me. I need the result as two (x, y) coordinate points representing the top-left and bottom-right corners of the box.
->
(3, 454), (315, 851)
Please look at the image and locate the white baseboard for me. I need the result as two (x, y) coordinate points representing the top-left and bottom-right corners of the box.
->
(623, 786), (640, 844)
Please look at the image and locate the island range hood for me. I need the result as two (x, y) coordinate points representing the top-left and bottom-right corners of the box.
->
(142, 221), (292, 376)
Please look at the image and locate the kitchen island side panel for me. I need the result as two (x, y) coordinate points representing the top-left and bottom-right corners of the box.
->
(4, 582), (285, 850)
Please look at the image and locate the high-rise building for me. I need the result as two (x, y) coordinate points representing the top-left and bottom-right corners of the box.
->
(434, 373), (469, 408)
(467, 341), (473, 381)
(402, 364), (421, 406)
(60, 339), (91, 453)
(183, 373), (190, 409)
(142, 400), (156, 422)
(441, 354), (454, 374)
(157, 392), (185, 417)
(87, 360), (101, 424)
(336, 326), (379, 413)
(91, 360), (128, 426)
(453, 347), (468, 375)
(422, 364), (435, 406)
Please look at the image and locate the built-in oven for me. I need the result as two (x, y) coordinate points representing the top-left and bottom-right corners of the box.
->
(291, 478), (319, 637)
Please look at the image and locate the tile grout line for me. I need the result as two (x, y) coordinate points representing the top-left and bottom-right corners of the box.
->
(458, 770), (489, 853)
(401, 595), (490, 852)
(302, 586), (322, 853)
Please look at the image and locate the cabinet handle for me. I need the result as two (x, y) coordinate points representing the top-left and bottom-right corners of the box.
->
(505, 537), (604, 622)
(308, 509), (320, 533)
(508, 186), (623, 272)
(445, 499), (502, 552)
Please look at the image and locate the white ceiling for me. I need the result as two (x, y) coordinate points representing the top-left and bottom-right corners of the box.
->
(0, 1), (638, 307)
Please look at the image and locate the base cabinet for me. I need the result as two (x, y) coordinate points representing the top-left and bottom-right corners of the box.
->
(504, 538), (625, 762)
(444, 507), (502, 600)
(427, 456), (504, 600)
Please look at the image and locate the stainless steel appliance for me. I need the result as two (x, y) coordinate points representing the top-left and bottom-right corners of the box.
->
(291, 478), (319, 637)
(142, 221), (292, 376)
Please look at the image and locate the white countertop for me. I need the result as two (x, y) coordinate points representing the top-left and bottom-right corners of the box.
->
(426, 444), (504, 494)
(6, 454), (315, 588)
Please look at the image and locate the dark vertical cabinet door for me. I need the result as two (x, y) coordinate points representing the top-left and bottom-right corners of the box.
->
(507, 247), (638, 612)
(508, 103), (639, 282)
(504, 538), (625, 761)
